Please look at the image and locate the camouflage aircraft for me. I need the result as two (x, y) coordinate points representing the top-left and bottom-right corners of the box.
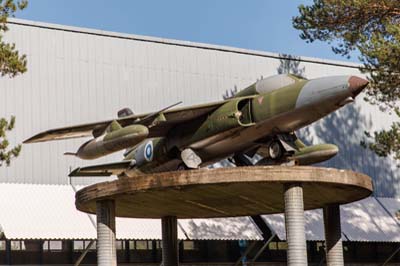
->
(24, 74), (368, 177)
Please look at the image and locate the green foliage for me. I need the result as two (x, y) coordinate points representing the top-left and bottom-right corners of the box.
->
(277, 53), (306, 78)
(0, 0), (27, 167)
(361, 109), (400, 162)
(0, 0), (27, 77)
(293, 0), (400, 162)
(0, 116), (21, 166)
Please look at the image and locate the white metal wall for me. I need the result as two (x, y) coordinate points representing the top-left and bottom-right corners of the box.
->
(0, 19), (398, 197)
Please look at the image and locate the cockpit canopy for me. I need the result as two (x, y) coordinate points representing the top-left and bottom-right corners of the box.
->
(256, 74), (302, 94)
(235, 74), (306, 98)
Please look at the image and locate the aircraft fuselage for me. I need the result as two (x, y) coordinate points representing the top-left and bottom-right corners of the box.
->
(124, 75), (366, 175)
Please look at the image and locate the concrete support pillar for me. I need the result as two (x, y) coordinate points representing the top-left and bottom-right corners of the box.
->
(284, 183), (308, 266)
(96, 199), (117, 266)
(323, 204), (344, 266)
(161, 216), (179, 266)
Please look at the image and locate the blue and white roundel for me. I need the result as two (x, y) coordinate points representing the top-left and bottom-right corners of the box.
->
(144, 141), (153, 161)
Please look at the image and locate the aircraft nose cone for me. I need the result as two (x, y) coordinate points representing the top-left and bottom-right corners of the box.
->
(348, 76), (369, 97)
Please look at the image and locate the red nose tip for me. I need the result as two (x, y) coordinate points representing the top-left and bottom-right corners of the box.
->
(349, 76), (369, 97)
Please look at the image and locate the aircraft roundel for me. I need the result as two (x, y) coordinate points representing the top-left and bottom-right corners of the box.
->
(144, 141), (153, 161)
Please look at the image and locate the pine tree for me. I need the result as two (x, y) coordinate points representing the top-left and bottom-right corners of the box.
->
(0, 0), (27, 166)
(293, 0), (400, 162)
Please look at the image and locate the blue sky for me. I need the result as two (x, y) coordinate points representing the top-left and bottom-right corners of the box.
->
(16, 0), (358, 62)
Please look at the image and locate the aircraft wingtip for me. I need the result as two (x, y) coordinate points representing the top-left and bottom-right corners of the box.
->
(68, 167), (81, 177)
(23, 136), (37, 144)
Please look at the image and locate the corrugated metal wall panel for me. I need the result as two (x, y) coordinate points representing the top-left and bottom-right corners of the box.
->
(0, 20), (398, 196)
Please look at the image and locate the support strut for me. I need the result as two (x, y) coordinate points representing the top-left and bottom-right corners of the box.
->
(96, 200), (117, 266)
(284, 183), (308, 266)
(323, 204), (344, 266)
(162, 216), (179, 266)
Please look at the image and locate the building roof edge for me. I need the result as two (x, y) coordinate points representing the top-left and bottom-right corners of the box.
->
(9, 17), (361, 69)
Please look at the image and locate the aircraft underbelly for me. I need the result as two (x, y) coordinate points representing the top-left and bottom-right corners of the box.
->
(197, 104), (324, 160)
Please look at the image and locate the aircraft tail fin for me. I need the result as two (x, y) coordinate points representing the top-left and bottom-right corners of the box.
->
(118, 107), (134, 118)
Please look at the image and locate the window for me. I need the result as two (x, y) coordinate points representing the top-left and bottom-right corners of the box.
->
(0, 240), (5, 251)
(277, 242), (288, 250)
(129, 240), (152, 250)
(11, 240), (25, 251)
(42, 241), (48, 251)
(87, 241), (96, 250)
(316, 241), (325, 252)
(183, 241), (196, 250)
(73, 240), (84, 251)
(50, 241), (62, 251)
(43, 240), (63, 251)
(135, 240), (148, 250)
(268, 242), (278, 250)
(268, 241), (288, 250)
(73, 240), (95, 251)
(116, 241), (125, 250)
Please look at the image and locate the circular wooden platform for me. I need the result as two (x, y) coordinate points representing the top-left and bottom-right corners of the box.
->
(75, 166), (373, 219)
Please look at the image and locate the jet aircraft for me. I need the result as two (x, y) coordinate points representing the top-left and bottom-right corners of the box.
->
(24, 74), (369, 177)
